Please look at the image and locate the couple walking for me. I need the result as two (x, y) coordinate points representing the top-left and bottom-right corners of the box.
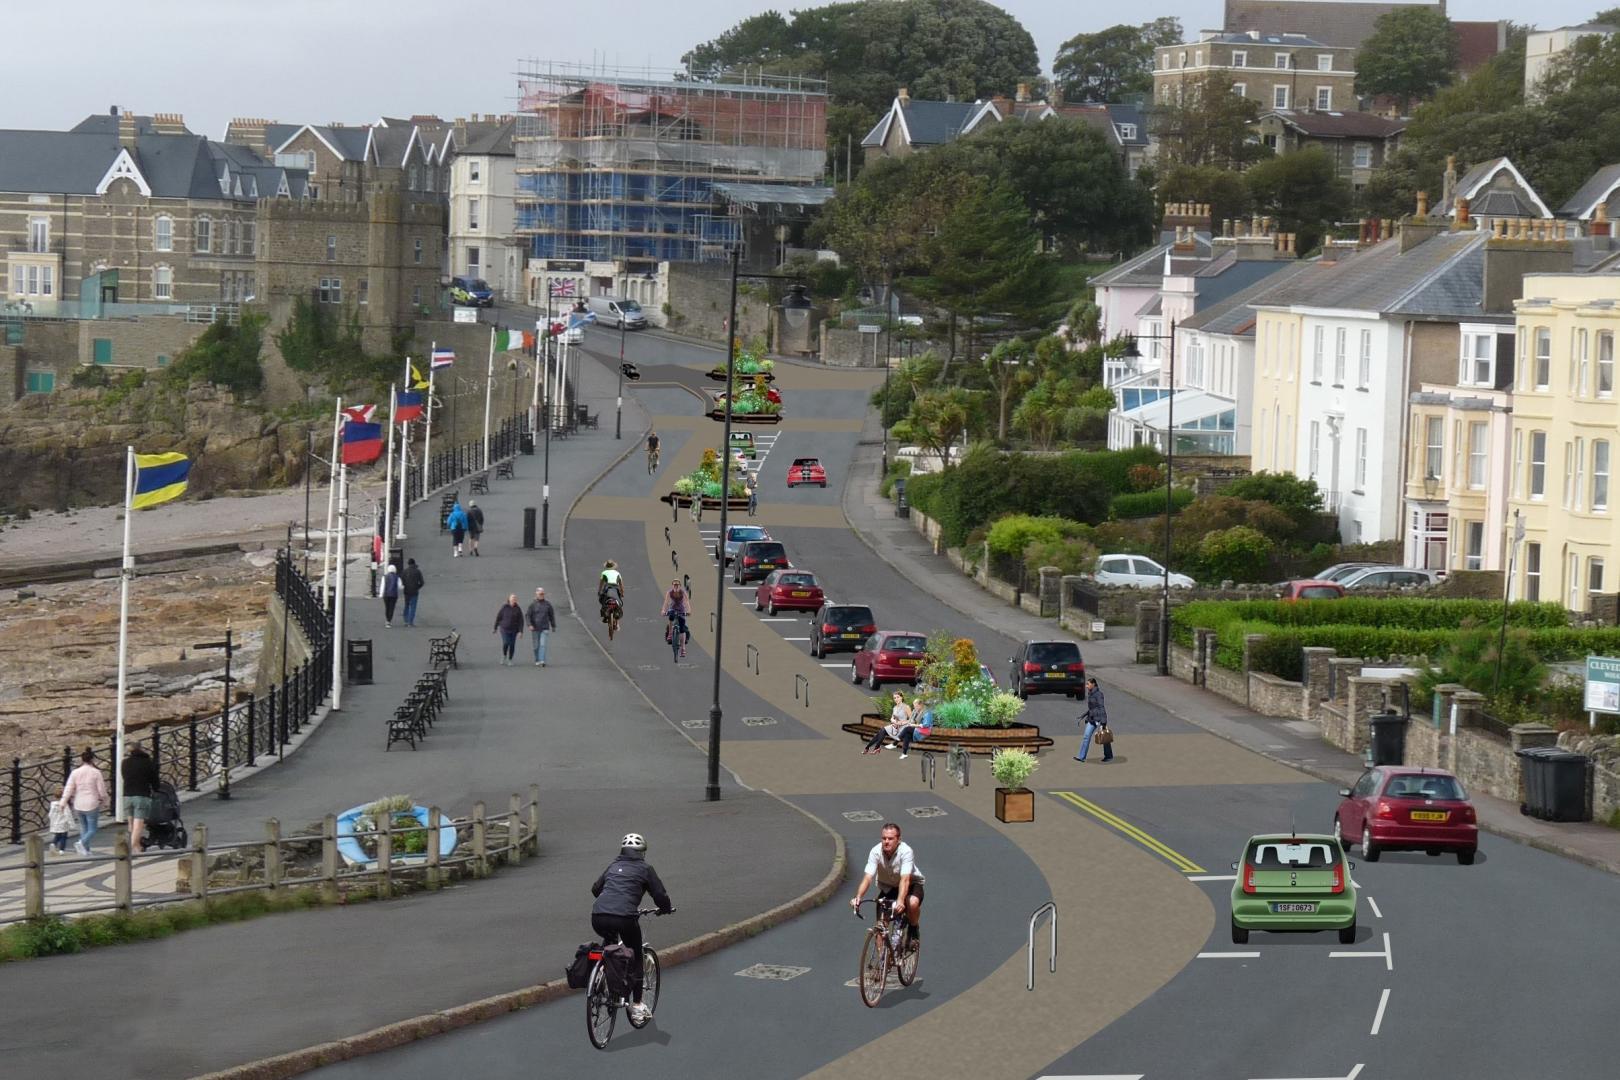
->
(1075, 676), (1114, 763)
(493, 588), (557, 666)
(380, 559), (426, 628)
(446, 499), (484, 557)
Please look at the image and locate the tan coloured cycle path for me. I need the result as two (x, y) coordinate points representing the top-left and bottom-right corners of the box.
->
(581, 359), (1316, 1078)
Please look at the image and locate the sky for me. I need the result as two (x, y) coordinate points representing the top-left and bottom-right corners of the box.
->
(1, 0), (1607, 138)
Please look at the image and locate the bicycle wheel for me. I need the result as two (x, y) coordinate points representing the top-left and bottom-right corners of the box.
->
(607, 611), (619, 641)
(896, 929), (920, 986)
(858, 929), (889, 1008)
(585, 963), (616, 1049)
(627, 948), (660, 1028)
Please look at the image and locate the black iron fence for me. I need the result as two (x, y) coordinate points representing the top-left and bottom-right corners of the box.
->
(405, 413), (529, 506)
(4, 551), (332, 845)
(988, 551), (1033, 594)
(1063, 579), (1101, 617)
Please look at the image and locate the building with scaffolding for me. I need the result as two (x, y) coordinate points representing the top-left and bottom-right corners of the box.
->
(515, 63), (830, 309)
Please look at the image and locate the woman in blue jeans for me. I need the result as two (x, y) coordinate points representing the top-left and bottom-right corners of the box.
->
(492, 594), (524, 665)
(1076, 677), (1113, 762)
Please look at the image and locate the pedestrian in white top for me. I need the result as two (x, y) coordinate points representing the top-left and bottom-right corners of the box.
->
(60, 747), (110, 855)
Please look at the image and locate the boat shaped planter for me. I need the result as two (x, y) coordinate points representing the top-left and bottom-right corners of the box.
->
(843, 714), (1053, 756)
(709, 409), (782, 425)
(336, 803), (459, 868)
(707, 367), (775, 383)
(659, 491), (752, 510)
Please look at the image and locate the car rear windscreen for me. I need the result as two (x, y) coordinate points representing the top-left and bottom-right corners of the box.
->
(778, 574), (815, 586)
(1298, 586), (1341, 599)
(1383, 775), (1467, 800)
(1249, 841), (1338, 868)
(730, 527), (767, 541)
(828, 606), (874, 626)
(745, 542), (785, 558)
(1028, 642), (1081, 664)
(884, 635), (926, 652)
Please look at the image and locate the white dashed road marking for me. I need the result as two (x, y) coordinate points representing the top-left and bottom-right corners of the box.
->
(1366, 897), (1382, 919)
(1196, 951), (1260, 959)
(1369, 987), (1390, 1035)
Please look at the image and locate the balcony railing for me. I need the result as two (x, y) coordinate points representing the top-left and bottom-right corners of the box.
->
(0, 299), (240, 324)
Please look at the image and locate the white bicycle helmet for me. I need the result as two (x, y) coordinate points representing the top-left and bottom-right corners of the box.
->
(620, 832), (647, 852)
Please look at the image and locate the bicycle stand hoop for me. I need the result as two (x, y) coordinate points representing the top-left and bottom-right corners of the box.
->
(1027, 901), (1056, 991)
(794, 672), (809, 707)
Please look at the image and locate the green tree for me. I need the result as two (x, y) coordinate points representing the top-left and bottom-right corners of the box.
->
(1244, 146), (1353, 253)
(982, 339), (1036, 442)
(1418, 619), (1546, 710)
(167, 310), (266, 398)
(1011, 377), (1079, 450)
(1053, 18), (1182, 103)
(1197, 525), (1274, 583)
(1355, 7), (1460, 113)
(1151, 72), (1264, 169)
(895, 386), (976, 469)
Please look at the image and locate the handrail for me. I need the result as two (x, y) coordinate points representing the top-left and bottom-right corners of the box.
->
(1027, 901), (1056, 991)
(794, 673), (809, 707)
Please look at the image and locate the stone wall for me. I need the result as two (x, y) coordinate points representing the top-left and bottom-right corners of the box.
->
(1249, 672), (1305, 718)
(820, 325), (878, 367)
(663, 263), (771, 346)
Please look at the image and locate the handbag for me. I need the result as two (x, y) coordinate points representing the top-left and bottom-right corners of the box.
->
(1096, 726), (1115, 746)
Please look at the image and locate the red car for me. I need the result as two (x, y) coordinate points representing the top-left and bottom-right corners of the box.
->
(1334, 767), (1478, 864)
(754, 570), (824, 615)
(850, 630), (928, 689)
(787, 457), (827, 488)
(1282, 579), (1346, 601)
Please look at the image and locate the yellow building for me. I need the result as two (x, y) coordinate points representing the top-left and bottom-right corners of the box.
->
(1509, 273), (1620, 610)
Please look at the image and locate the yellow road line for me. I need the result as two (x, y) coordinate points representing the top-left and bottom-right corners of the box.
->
(1050, 791), (1206, 874)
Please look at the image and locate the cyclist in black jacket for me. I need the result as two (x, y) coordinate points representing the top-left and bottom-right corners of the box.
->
(591, 833), (673, 1022)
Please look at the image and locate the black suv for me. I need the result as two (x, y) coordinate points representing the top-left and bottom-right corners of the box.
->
(810, 603), (877, 658)
(732, 540), (789, 584)
(1008, 640), (1086, 699)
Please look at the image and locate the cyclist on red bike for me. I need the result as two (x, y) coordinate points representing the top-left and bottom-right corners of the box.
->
(849, 821), (924, 949)
(591, 832), (673, 1024)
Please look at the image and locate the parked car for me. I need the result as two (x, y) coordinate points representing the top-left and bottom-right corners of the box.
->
(585, 295), (647, 329)
(787, 458), (827, 488)
(810, 603), (878, 657)
(851, 630), (929, 689)
(754, 570), (823, 615)
(1339, 567), (1443, 590)
(1007, 640), (1086, 699)
(716, 524), (770, 565)
(450, 276), (494, 307)
(729, 431), (757, 459)
(1230, 833), (1358, 945)
(1281, 580), (1346, 601)
(1094, 554), (1195, 589)
(1334, 767), (1477, 864)
(733, 540), (789, 584)
(1316, 562), (1388, 583)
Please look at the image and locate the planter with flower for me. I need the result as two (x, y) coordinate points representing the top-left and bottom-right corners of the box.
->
(841, 633), (1053, 755)
(991, 748), (1039, 823)
(335, 794), (459, 867)
(707, 343), (775, 383)
(659, 447), (752, 510)
(708, 374), (783, 424)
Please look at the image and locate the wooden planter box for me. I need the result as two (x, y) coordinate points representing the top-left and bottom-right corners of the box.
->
(708, 409), (782, 425)
(995, 787), (1035, 823)
(707, 368), (775, 383)
(842, 714), (1053, 756)
(659, 492), (751, 511)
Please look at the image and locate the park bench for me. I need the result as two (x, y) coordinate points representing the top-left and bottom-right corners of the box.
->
(387, 699), (425, 751)
(495, 460), (515, 480)
(429, 629), (461, 670)
(470, 472), (490, 495)
(583, 412), (600, 430)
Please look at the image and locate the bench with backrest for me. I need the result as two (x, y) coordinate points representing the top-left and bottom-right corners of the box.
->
(387, 698), (426, 751)
(584, 412), (600, 430)
(429, 629), (461, 669)
(495, 459), (515, 480)
(470, 472), (490, 495)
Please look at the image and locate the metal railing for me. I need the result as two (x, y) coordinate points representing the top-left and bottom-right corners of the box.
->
(5, 787), (539, 926)
(1063, 579), (1101, 617)
(405, 413), (529, 506)
(3, 552), (331, 845)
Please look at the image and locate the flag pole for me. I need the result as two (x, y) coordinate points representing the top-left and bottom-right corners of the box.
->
(113, 445), (136, 823)
(531, 322), (543, 433)
(424, 343), (437, 494)
(397, 357), (411, 540)
(483, 326), (495, 469)
(331, 463), (349, 711)
(321, 396), (342, 611)
(382, 382), (396, 576)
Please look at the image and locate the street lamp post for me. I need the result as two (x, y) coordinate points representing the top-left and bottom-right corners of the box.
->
(1123, 323), (1178, 676)
(615, 317), (627, 439)
(541, 297), (553, 546)
(707, 246), (742, 803)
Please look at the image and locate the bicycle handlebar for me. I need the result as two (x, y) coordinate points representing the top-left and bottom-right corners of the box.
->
(637, 907), (674, 917)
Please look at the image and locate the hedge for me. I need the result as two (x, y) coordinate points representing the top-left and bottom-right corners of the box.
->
(1173, 598), (1570, 640)
(1110, 487), (1194, 520)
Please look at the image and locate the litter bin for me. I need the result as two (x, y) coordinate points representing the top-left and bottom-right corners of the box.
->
(1368, 712), (1408, 766)
(346, 639), (374, 685)
(388, 545), (405, 573)
(576, 404), (589, 428)
(1516, 746), (1557, 818)
(523, 506), (537, 549)
(894, 477), (910, 519)
(1544, 749), (1591, 822)
(521, 433), (535, 455)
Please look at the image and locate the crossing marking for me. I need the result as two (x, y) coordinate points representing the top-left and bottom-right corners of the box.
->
(1050, 791), (1206, 874)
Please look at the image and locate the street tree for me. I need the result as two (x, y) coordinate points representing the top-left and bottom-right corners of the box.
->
(1355, 6), (1461, 114)
(1150, 73), (1264, 169)
(982, 339), (1036, 443)
(896, 386), (977, 469)
(1244, 147), (1352, 253)
(1053, 19), (1182, 103)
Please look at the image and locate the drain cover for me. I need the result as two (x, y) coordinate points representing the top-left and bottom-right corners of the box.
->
(736, 964), (810, 981)
(842, 810), (883, 822)
(681, 718), (709, 729)
(906, 806), (947, 819)
(741, 715), (777, 727)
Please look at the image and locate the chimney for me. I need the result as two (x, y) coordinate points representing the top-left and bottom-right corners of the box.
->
(1483, 217), (1574, 314)
(1173, 225), (1197, 253)
(897, 86), (910, 104)
(1454, 196), (1471, 228)
(1593, 201), (1612, 238)
(118, 109), (138, 150)
(1016, 82), (1030, 103)
(1441, 154), (1458, 214)
(1399, 208), (1444, 252)
(1415, 190), (1429, 219)
(152, 112), (187, 135)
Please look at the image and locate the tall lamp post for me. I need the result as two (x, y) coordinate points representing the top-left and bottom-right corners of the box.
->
(707, 246), (742, 802)
(1123, 322), (1178, 677)
(540, 293), (555, 546)
(615, 316), (628, 439)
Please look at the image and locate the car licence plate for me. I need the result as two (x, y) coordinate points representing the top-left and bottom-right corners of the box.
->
(1271, 902), (1317, 913)
(1410, 810), (1448, 821)
(842, 632), (863, 639)
(1045, 672), (1066, 678)
(791, 591), (810, 597)
(899, 658), (920, 666)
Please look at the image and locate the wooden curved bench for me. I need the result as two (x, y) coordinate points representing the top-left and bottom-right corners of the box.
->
(841, 714), (1054, 756)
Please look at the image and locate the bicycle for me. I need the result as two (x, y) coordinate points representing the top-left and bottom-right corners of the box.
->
(646, 446), (660, 474)
(586, 908), (669, 1049)
(604, 597), (622, 642)
(665, 613), (689, 662)
(854, 897), (920, 1007)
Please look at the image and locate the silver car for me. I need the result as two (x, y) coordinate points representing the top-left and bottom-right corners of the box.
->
(716, 524), (770, 565)
(1316, 561), (1390, 583)
(1339, 566), (1442, 590)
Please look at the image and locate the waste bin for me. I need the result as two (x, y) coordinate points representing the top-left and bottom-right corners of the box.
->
(576, 404), (589, 427)
(346, 639), (374, 685)
(523, 507), (537, 549)
(388, 545), (405, 573)
(1544, 749), (1590, 822)
(521, 433), (535, 455)
(1368, 712), (1408, 766)
(1516, 746), (1557, 818)
(894, 477), (910, 519)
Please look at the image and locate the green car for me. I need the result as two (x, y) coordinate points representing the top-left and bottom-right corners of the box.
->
(728, 431), (757, 458)
(1230, 833), (1357, 945)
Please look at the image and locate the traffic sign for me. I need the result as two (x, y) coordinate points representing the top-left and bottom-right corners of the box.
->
(1584, 655), (1620, 714)
(857, 324), (881, 334)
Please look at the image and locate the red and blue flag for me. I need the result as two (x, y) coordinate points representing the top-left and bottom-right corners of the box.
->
(341, 421), (383, 465)
(395, 391), (424, 423)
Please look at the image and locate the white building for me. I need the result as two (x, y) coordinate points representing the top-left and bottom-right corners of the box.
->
(1525, 23), (1616, 102)
(441, 117), (523, 303)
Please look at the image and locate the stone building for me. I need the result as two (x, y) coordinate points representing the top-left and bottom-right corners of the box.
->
(1254, 109), (1406, 190)
(1154, 31), (1359, 113)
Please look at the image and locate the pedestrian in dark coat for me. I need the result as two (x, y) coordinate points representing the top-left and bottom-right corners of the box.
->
(468, 500), (485, 557)
(401, 559), (425, 627)
(1076, 676), (1113, 763)
(493, 593), (524, 665)
(121, 742), (161, 850)
(381, 563), (400, 627)
(526, 587), (556, 666)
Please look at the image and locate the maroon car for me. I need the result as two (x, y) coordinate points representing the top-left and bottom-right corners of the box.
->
(850, 630), (928, 690)
(754, 570), (824, 615)
(1334, 767), (1478, 864)
(1282, 579), (1346, 601)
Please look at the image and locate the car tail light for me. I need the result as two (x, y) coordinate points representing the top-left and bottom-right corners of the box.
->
(859, 625), (877, 634)
(822, 624), (837, 635)
(1066, 663), (1085, 672)
(743, 557), (757, 566)
(1330, 861), (1345, 894)
(1459, 805), (1476, 824)
(877, 652), (892, 663)
(1023, 662), (1041, 674)
(1242, 862), (1256, 894)
(1375, 799), (1395, 819)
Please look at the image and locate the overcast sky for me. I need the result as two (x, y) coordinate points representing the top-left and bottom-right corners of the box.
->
(1, 0), (1606, 138)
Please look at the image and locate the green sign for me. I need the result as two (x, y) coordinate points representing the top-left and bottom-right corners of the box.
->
(1584, 655), (1620, 714)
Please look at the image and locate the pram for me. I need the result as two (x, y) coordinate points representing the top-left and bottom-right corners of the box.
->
(141, 781), (188, 851)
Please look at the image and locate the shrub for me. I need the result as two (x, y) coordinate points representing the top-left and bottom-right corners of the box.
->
(1126, 463), (1163, 492)
(1075, 385), (1116, 410)
(990, 747), (1039, 789)
(931, 699), (982, 728)
(1197, 526), (1275, 583)
(1248, 635), (1304, 681)
(1222, 472), (1324, 518)
(981, 691), (1026, 728)
(1418, 620), (1546, 708)
(880, 459), (912, 498)
(70, 365), (111, 389)
(1023, 536), (1099, 580)
(1110, 488), (1194, 520)
(986, 514), (1078, 559)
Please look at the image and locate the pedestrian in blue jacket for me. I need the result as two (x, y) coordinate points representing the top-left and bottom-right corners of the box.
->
(446, 501), (469, 557)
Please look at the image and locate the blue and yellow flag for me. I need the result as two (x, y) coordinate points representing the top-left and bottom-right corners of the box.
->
(132, 452), (192, 510)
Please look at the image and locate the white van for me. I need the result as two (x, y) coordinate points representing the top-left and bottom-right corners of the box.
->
(586, 295), (647, 330)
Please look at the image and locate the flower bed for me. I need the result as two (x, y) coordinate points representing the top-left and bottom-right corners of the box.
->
(707, 348), (775, 382)
(666, 448), (748, 504)
(336, 795), (458, 867)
